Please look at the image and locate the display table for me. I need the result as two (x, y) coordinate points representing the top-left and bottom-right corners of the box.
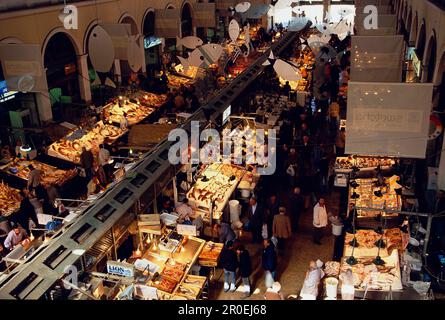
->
(348, 177), (401, 219)
(340, 250), (403, 292)
(0, 182), (21, 217)
(0, 159), (77, 187)
(133, 91), (168, 108)
(103, 100), (155, 126)
(130, 230), (206, 300)
(48, 121), (127, 164)
(187, 163), (245, 221)
(335, 156), (396, 174)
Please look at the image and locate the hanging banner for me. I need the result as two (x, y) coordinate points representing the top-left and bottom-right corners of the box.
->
(355, 14), (397, 36)
(0, 44), (46, 92)
(155, 8), (180, 38)
(100, 23), (132, 60)
(351, 35), (403, 82)
(345, 82), (433, 159)
(194, 3), (216, 27)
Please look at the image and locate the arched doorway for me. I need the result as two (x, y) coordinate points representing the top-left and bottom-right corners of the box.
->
(416, 21), (426, 60)
(424, 34), (437, 83)
(43, 32), (81, 121)
(121, 15), (139, 35)
(181, 2), (193, 37)
(142, 10), (162, 78)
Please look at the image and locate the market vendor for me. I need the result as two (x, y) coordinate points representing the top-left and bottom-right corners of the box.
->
(27, 165), (42, 191)
(4, 222), (29, 251)
(175, 198), (193, 224)
(213, 222), (236, 245)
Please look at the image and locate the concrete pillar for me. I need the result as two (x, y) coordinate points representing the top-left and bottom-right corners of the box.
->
(139, 36), (147, 74)
(35, 91), (53, 123)
(77, 54), (92, 103)
(114, 59), (122, 84)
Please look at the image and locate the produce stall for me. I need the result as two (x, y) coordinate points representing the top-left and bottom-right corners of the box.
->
(103, 98), (155, 126)
(48, 121), (127, 164)
(0, 159), (77, 187)
(0, 182), (21, 217)
(186, 163), (246, 221)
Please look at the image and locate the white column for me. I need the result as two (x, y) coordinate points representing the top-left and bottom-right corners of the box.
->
(139, 36), (147, 74)
(35, 91), (53, 123)
(77, 54), (92, 103)
(114, 59), (122, 84)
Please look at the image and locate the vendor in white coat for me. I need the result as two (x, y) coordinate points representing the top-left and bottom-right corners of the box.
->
(300, 260), (325, 300)
(313, 197), (329, 245)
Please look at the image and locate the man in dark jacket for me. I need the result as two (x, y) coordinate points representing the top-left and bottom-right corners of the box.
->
(262, 238), (277, 283)
(219, 241), (238, 292)
(245, 197), (264, 243)
(288, 187), (305, 232)
(14, 190), (38, 234)
(236, 245), (252, 298)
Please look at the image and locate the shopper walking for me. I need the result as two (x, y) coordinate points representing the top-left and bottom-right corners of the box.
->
(236, 245), (252, 298)
(313, 197), (329, 245)
(288, 187), (304, 232)
(262, 238), (277, 286)
(219, 240), (238, 293)
(272, 207), (292, 251)
(335, 128), (346, 156)
(15, 190), (38, 235)
(246, 196), (264, 243)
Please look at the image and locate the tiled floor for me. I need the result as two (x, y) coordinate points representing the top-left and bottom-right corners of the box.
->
(210, 189), (341, 300)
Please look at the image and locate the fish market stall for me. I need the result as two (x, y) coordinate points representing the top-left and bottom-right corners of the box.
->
(186, 163), (246, 221)
(48, 121), (127, 164)
(0, 160), (77, 187)
(335, 156), (397, 174)
(0, 182), (21, 217)
(102, 98), (155, 126)
(133, 91), (168, 109)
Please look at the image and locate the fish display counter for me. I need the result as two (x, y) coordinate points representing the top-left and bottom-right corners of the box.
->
(48, 121), (127, 164)
(0, 159), (77, 187)
(103, 98), (155, 126)
(132, 91), (168, 109)
(348, 177), (402, 219)
(186, 163), (246, 221)
(0, 182), (21, 217)
(125, 228), (207, 300)
(335, 156), (397, 174)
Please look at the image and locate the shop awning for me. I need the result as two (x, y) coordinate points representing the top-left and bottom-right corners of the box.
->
(194, 3), (216, 28)
(345, 82), (433, 159)
(154, 8), (180, 39)
(0, 43), (46, 92)
(351, 35), (404, 83)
